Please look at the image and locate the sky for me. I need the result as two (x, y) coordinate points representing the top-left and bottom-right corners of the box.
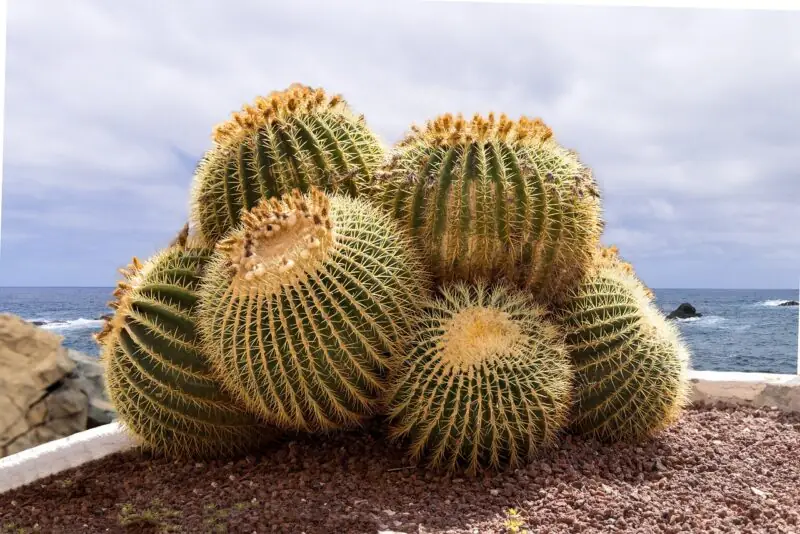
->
(1, 1), (798, 289)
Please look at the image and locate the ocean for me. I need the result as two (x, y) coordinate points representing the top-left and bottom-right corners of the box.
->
(0, 287), (797, 374)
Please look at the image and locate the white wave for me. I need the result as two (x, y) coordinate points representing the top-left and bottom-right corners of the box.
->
(757, 299), (797, 307)
(674, 315), (726, 326)
(38, 318), (104, 331)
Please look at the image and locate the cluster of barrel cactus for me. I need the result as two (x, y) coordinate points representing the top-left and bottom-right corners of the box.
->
(95, 82), (691, 474)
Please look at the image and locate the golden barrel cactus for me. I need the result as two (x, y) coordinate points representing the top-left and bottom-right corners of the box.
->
(385, 280), (573, 475)
(373, 112), (603, 304)
(197, 188), (430, 433)
(190, 83), (386, 245)
(98, 228), (277, 458)
(557, 257), (691, 442)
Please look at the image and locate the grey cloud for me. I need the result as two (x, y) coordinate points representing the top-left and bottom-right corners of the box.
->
(2, 0), (798, 287)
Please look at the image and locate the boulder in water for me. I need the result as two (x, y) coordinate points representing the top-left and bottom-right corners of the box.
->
(666, 302), (702, 320)
(67, 349), (115, 428)
(778, 300), (798, 307)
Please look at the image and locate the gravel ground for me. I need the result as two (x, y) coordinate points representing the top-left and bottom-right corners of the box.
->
(1, 404), (799, 534)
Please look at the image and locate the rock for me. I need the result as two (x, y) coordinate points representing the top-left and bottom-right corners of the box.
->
(30, 320), (47, 326)
(666, 302), (702, 320)
(0, 313), (89, 458)
(778, 300), (798, 307)
(67, 349), (115, 428)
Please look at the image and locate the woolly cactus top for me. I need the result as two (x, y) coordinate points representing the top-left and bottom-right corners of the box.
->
(438, 305), (524, 370)
(211, 83), (361, 148)
(213, 188), (336, 296)
(395, 112), (554, 149)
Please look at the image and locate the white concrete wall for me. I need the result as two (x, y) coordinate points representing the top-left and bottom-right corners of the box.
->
(1, 370), (799, 495)
(690, 370), (800, 412)
(0, 422), (135, 494)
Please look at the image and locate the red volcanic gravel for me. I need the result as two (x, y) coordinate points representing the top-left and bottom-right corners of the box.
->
(1, 404), (799, 534)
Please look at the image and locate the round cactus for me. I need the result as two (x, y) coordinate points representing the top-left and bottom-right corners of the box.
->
(197, 188), (430, 433)
(557, 258), (691, 442)
(97, 228), (278, 459)
(372, 112), (603, 304)
(385, 280), (573, 475)
(190, 83), (386, 245)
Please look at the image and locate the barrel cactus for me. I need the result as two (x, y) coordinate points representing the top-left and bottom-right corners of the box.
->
(372, 112), (603, 304)
(385, 280), (573, 475)
(190, 83), (386, 245)
(197, 187), (430, 433)
(557, 258), (691, 442)
(97, 228), (278, 458)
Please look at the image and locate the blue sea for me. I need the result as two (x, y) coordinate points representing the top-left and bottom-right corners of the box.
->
(0, 287), (797, 374)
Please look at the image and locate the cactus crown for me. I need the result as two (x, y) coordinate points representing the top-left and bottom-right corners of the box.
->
(439, 304), (524, 370)
(94, 256), (143, 346)
(398, 112), (553, 149)
(215, 188), (335, 294)
(594, 244), (654, 299)
(211, 84), (356, 147)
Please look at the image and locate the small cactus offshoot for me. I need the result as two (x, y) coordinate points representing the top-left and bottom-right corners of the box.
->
(99, 228), (279, 459)
(373, 112), (603, 304)
(385, 280), (573, 475)
(595, 244), (654, 299)
(190, 83), (386, 246)
(557, 259), (691, 442)
(197, 188), (430, 433)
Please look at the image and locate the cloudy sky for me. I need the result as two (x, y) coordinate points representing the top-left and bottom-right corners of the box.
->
(1, 1), (798, 288)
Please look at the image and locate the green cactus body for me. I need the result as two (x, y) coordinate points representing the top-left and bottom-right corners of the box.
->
(385, 280), (573, 475)
(190, 83), (386, 246)
(197, 188), (430, 433)
(98, 232), (278, 459)
(558, 260), (691, 442)
(373, 113), (603, 304)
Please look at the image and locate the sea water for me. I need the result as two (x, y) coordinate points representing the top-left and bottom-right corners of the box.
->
(0, 287), (797, 374)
